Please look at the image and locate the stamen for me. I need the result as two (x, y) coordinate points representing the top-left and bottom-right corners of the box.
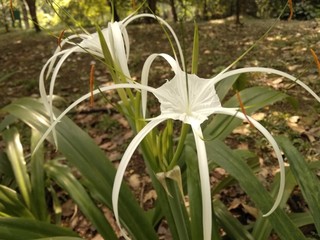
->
(310, 48), (320, 75)
(57, 29), (66, 49)
(236, 90), (254, 128)
(90, 62), (95, 106)
(288, 0), (293, 20)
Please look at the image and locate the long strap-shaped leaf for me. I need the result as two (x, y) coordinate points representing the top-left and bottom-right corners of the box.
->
(276, 136), (320, 234)
(0, 217), (78, 240)
(2, 128), (32, 209)
(2, 98), (158, 240)
(30, 128), (49, 221)
(0, 185), (34, 218)
(45, 161), (117, 240)
(204, 86), (287, 140)
(205, 139), (307, 240)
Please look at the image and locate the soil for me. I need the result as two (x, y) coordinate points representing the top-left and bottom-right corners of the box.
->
(0, 17), (320, 239)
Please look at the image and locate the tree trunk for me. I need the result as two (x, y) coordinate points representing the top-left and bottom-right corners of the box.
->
(108, 0), (120, 21)
(169, 0), (178, 22)
(0, 0), (9, 32)
(202, 0), (209, 20)
(147, 0), (157, 15)
(143, 0), (157, 23)
(235, 0), (241, 24)
(24, 0), (41, 32)
(20, 0), (29, 29)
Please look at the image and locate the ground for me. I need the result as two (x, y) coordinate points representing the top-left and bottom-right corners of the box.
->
(0, 17), (320, 239)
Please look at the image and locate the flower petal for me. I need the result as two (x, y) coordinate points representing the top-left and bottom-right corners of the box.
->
(109, 22), (131, 79)
(141, 53), (181, 118)
(212, 107), (285, 216)
(123, 13), (185, 70)
(112, 117), (166, 239)
(191, 123), (212, 240)
(210, 67), (320, 102)
(34, 83), (157, 154)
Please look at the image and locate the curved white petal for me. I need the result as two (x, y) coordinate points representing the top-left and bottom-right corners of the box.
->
(34, 83), (157, 154)
(109, 22), (131, 79)
(210, 67), (320, 102)
(48, 47), (80, 115)
(191, 123), (212, 240)
(141, 53), (182, 117)
(211, 107), (285, 216)
(112, 117), (166, 240)
(47, 33), (89, 79)
(122, 13), (185, 71)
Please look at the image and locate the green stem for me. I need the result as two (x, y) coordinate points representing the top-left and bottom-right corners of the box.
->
(168, 123), (190, 169)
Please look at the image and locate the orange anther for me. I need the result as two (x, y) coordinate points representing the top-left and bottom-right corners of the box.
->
(288, 0), (293, 20)
(236, 91), (254, 128)
(57, 29), (66, 49)
(310, 49), (320, 75)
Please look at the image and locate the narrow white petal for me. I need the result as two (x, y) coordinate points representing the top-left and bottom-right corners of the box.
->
(112, 117), (166, 239)
(48, 48), (80, 117)
(212, 107), (285, 216)
(110, 22), (131, 79)
(123, 13), (185, 70)
(191, 124), (212, 240)
(34, 83), (157, 154)
(141, 53), (181, 117)
(210, 67), (320, 102)
(47, 33), (89, 79)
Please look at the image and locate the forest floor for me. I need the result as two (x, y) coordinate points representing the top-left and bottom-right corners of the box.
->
(1, 17), (320, 239)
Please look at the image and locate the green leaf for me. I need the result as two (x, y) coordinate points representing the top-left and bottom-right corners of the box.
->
(0, 114), (17, 132)
(215, 74), (240, 101)
(0, 217), (78, 240)
(2, 127), (32, 209)
(213, 199), (255, 240)
(36, 238), (83, 240)
(0, 185), (34, 218)
(289, 212), (314, 228)
(184, 146), (203, 239)
(276, 136), (320, 233)
(184, 146), (221, 240)
(205, 139), (307, 240)
(0, 152), (15, 187)
(30, 128), (49, 221)
(252, 168), (297, 240)
(204, 86), (287, 140)
(165, 178), (191, 240)
(45, 161), (117, 240)
(2, 98), (158, 240)
(232, 73), (249, 91)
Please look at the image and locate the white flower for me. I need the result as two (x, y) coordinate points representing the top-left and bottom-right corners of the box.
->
(36, 51), (320, 239)
(39, 13), (185, 145)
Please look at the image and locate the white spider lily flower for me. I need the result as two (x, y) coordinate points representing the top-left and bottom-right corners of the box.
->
(112, 54), (320, 239)
(39, 13), (184, 145)
(37, 51), (320, 239)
